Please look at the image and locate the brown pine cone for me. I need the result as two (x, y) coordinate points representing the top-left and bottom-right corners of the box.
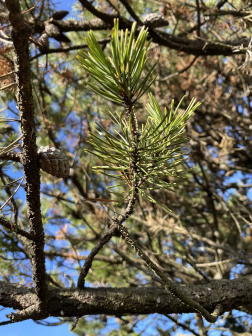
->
(38, 146), (69, 178)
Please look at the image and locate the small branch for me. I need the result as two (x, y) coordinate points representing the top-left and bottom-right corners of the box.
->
(0, 135), (23, 156)
(0, 320), (13, 326)
(160, 55), (198, 81)
(0, 71), (16, 80)
(51, 18), (109, 31)
(78, 0), (118, 26)
(0, 82), (17, 91)
(165, 314), (200, 336)
(118, 0), (143, 24)
(77, 195), (137, 289)
(77, 224), (117, 288)
(112, 245), (162, 284)
(195, 0), (201, 37)
(205, 10), (250, 17)
(113, 217), (219, 323)
(184, 254), (210, 282)
(0, 216), (35, 240)
(105, 0), (120, 15)
(6, 303), (47, 322)
(0, 170), (20, 224)
(0, 151), (22, 162)
(0, 175), (24, 211)
(30, 39), (110, 60)
(27, 14), (250, 56)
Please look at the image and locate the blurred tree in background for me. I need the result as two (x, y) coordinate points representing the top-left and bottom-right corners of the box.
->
(0, 0), (251, 335)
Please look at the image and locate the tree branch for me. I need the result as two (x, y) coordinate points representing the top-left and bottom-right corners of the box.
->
(0, 216), (35, 240)
(5, 0), (48, 309)
(118, 0), (143, 24)
(27, 14), (250, 56)
(0, 276), (252, 320)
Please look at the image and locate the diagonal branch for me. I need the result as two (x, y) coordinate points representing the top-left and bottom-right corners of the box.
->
(118, 0), (143, 24)
(76, 224), (117, 288)
(78, 0), (118, 26)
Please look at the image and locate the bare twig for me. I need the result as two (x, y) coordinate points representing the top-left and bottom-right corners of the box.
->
(165, 314), (200, 336)
(0, 82), (16, 91)
(160, 55), (198, 81)
(0, 175), (24, 211)
(30, 39), (110, 60)
(0, 71), (15, 80)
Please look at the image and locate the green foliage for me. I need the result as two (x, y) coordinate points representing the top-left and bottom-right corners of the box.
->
(77, 19), (156, 104)
(77, 20), (199, 205)
(87, 95), (199, 201)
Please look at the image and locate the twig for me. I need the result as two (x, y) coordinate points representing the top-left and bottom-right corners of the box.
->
(0, 216), (35, 239)
(0, 176), (24, 211)
(0, 135), (23, 156)
(0, 170), (20, 224)
(165, 314), (200, 336)
(112, 244), (162, 284)
(30, 39), (110, 60)
(0, 320), (13, 326)
(0, 150), (22, 162)
(0, 82), (17, 91)
(216, 0), (228, 9)
(70, 317), (80, 331)
(21, 0), (40, 15)
(0, 71), (15, 80)
(113, 217), (219, 322)
(0, 176), (24, 188)
(77, 189), (137, 289)
(196, 258), (235, 267)
(0, 117), (20, 122)
(160, 55), (198, 81)
(184, 253), (210, 282)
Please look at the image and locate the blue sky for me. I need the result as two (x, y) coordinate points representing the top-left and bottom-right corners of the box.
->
(0, 308), (73, 336)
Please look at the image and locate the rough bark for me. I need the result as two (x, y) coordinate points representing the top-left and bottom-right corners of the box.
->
(5, 0), (48, 306)
(0, 276), (252, 319)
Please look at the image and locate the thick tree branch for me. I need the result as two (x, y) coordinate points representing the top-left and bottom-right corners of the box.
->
(5, 0), (48, 309)
(0, 276), (252, 320)
(148, 29), (249, 56)
(25, 11), (249, 57)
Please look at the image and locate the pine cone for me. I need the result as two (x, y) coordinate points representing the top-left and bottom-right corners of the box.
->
(38, 146), (69, 178)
